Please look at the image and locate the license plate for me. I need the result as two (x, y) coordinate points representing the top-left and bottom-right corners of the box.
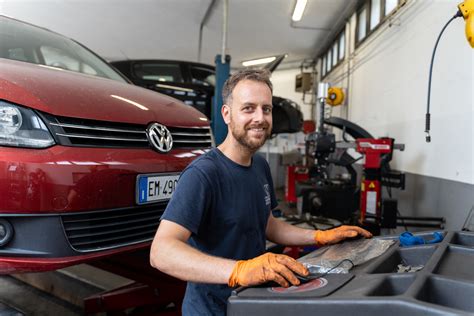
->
(136, 173), (180, 204)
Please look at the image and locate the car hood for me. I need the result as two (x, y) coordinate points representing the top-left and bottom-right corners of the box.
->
(0, 59), (209, 127)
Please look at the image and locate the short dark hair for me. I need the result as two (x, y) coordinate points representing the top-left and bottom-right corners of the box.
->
(222, 69), (273, 104)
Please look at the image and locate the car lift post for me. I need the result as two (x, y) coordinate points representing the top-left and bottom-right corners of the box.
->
(212, 0), (230, 145)
(212, 55), (231, 146)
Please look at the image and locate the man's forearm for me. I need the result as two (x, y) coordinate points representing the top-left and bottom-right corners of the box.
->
(150, 235), (236, 284)
(266, 215), (373, 247)
(266, 216), (316, 246)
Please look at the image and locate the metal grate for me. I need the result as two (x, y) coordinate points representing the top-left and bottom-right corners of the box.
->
(39, 112), (212, 149)
(61, 203), (167, 252)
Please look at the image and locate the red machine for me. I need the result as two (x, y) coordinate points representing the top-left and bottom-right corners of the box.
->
(296, 116), (408, 233)
(285, 166), (309, 205)
(356, 138), (404, 223)
(284, 119), (314, 205)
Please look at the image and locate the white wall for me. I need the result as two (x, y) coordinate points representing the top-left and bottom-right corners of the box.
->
(323, 0), (473, 185)
(271, 68), (314, 120)
(269, 1), (473, 185)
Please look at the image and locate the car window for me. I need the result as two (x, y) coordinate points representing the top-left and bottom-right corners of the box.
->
(0, 16), (127, 83)
(190, 66), (215, 87)
(7, 47), (31, 62)
(133, 63), (183, 82)
(41, 45), (98, 75)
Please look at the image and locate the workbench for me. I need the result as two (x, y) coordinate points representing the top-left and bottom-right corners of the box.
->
(228, 231), (474, 316)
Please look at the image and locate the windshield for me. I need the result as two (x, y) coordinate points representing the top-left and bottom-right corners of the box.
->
(190, 65), (215, 87)
(0, 16), (127, 83)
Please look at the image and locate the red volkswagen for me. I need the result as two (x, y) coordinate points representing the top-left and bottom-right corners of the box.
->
(0, 16), (212, 273)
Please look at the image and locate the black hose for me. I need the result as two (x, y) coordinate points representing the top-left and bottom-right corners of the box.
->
(425, 11), (462, 143)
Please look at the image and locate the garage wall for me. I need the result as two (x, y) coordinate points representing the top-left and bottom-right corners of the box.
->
(321, 0), (473, 229)
(271, 68), (313, 120)
(270, 1), (473, 229)
(325, 0), (473, 185)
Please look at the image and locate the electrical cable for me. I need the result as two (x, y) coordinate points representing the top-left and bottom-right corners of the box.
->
(342, 126), (350, 142)
(425, 11), (462, 142)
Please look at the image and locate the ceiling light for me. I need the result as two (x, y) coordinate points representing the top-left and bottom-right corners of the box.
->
(292, 0), (308, 22)
(242, 56), (277, 67)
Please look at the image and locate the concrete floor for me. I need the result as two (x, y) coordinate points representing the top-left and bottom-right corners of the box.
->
(0, 275), (81, 315)
(0, 264), (132, 315)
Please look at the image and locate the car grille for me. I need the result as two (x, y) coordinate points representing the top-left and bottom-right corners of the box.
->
(61, 203), (166, 252)
(40, 112), (213, 149)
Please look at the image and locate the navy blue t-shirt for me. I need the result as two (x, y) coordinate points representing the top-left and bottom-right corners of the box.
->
(161, 148), (277, 315)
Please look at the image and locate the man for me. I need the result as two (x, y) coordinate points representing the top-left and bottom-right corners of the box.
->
(150, 69), (372, 315)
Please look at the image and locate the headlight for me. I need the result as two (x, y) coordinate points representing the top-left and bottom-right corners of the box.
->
(0, 100), (55, 148)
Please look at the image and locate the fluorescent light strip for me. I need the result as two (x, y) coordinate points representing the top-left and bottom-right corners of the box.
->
(242, 56), (277, 67)
(292, 0), (308, 22)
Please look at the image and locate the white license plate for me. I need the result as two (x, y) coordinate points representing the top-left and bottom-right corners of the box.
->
(136, 173), (180, 204)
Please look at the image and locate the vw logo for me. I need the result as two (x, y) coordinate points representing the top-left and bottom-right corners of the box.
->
(146, 123), (173, 153)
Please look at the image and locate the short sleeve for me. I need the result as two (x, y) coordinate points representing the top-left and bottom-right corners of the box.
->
(161, 166), (211, 235)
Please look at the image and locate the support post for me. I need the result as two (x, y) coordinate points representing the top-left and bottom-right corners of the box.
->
(212, 54), (231, 145)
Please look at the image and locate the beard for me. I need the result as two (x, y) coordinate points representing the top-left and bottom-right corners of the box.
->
(229, 120), (271, 152)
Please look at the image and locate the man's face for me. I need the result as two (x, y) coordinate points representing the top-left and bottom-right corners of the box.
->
(223, 79), (273, 152)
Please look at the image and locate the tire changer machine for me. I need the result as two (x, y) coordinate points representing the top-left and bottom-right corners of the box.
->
(291, 83), (444, 235)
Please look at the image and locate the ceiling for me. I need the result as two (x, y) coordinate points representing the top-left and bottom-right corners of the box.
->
(1, 0), (359, 69)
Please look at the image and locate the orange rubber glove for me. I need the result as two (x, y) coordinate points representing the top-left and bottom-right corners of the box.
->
(228, 253), (308, 288)
(314, 225), (372, 247)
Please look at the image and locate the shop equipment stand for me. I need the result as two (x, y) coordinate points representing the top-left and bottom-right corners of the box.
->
(228, 231), (474, 316)
(84, 248), (185, 315)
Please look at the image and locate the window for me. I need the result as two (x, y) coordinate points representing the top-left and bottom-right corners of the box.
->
(320, 29), (345, 78)
(357, 7), (367, 42)
(8, 48), (28, 62)
(322, 56), (326, 76)
(0, 17), (125, 82)
(321, 0), (403, 77)
(385, 0), (398, 16)
(41, 46), (99, 76)
(370, 0), (381, 30)
(41, 46), (82, 73)
(332, 43), (338, 66)
(356, 0), (404, 46)
(326, 50), (332, 72)
(133, 63), (183, 82)
(190, 66), (215, 87)
(338, 32), (345, 60)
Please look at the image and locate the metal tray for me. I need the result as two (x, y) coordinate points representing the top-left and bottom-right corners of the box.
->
(227, 231), (474, 316)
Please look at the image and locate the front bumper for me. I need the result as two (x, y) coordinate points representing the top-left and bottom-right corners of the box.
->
(0, 145), (205, 273)
(0, 202), (169, 273)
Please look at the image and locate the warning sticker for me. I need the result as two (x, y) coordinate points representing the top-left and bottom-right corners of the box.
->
(367, 191), (377, 214)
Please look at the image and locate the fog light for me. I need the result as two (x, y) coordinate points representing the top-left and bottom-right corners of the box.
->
(0, 219), (13, 247)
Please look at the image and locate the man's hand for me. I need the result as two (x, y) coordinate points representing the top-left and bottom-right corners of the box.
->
(314, 225), (372, 247)
(228, 253), (308, 288)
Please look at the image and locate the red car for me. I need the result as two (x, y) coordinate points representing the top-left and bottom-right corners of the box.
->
(0, 16), (212, 273)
